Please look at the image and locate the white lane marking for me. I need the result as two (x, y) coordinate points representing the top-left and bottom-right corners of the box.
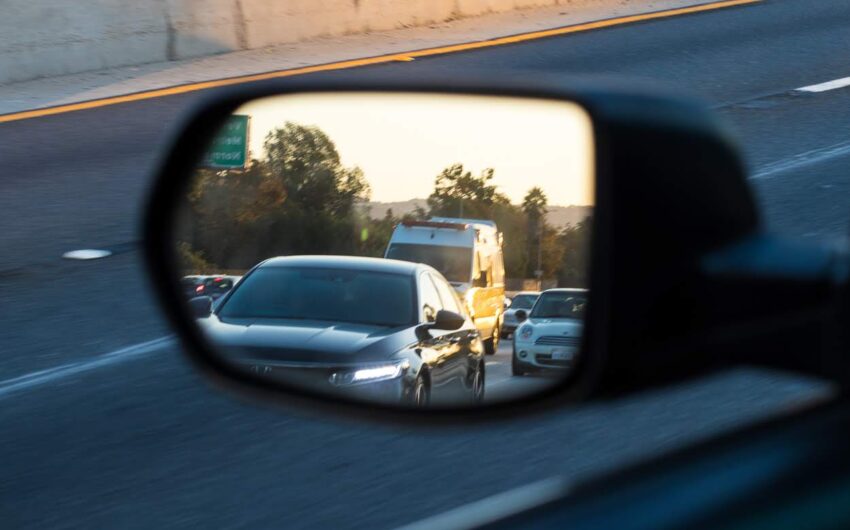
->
(395, 476), (569, 530)
(750, 140), (850, 180)
(0, 336), (174, 399)
(796, 76), (850, 93)
(61, 249), (113, 260)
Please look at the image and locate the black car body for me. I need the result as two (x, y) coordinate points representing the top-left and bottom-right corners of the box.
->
(197, 256), (485, 405)
(181, 275), (237, 300)
(181, 275), (206, 298)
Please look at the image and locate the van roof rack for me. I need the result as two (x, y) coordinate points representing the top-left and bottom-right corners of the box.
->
(400, 220), (469, 230)
(429, 217), (497, 229)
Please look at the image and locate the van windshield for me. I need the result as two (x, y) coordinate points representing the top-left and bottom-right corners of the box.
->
(386, 244), (472, 283)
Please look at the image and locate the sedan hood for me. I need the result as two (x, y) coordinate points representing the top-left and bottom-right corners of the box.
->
(199, 317), (415, 364)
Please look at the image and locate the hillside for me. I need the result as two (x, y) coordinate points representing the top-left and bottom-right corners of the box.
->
(362, 199), (592, 227)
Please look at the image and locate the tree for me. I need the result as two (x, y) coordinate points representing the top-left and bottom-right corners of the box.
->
(556, 216), (593, 288)
(521, 186), (548, 219)
(354, 207), (397, 258)
(182, 122), (371, 270)
(522, 187), (549, 279)
(263, 122), (370, 218)
(427, 164), (509, 218)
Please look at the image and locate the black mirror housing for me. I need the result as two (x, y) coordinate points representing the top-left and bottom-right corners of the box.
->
(515, 309), (528, 323)
(432, 309), (465, 331)
(188, 296), (213, 318)
(143, 73), (850, 424)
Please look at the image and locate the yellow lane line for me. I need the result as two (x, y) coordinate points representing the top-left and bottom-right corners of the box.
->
(0, 0), (760, 124)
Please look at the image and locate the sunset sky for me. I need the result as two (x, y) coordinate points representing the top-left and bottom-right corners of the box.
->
(236, 92), (595, 206)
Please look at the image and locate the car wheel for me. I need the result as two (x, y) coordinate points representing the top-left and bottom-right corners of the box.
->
(512, 355), (526, 376)
(470, 362), (485, 403)
(411, 375), (430, 407)
(484, 324), (500, 355)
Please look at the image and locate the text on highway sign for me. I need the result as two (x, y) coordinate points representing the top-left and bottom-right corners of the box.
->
(202, 115), (250, 168)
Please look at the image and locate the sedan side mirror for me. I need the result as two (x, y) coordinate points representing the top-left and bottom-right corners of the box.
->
(515, 309), (528, 323)
(415, 309), (465, 341)
(188, 296), (213, 318)
(432, 309), (465, 331)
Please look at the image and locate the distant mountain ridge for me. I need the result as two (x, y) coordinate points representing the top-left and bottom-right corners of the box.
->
(362, 199), (592, 227)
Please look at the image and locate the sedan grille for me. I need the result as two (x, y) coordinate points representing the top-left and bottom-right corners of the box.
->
(534, 335), (580, 347)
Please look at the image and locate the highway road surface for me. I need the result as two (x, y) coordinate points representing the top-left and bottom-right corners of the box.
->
(1, 0), (849, 527)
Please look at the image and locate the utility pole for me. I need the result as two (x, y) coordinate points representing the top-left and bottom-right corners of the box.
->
(535, 215), (543, 290)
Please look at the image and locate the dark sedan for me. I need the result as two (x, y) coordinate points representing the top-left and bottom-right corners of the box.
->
(191, 255), (486, 406)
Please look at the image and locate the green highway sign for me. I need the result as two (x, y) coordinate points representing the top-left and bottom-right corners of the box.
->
(203, 115), (250, 168)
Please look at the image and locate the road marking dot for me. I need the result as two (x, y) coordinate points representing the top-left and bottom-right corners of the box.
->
(62, 249), (113, 260)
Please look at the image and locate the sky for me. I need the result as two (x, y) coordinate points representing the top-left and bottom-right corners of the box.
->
(235, 92), (595, 206)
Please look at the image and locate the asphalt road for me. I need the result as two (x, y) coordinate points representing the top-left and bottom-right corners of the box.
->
(2, 0), (849, 528)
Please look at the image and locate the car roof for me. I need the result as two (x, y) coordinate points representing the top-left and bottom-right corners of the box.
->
(540, 288), (589, 294)
(260, 255), (424, 276)
(513, 291), (541, 296)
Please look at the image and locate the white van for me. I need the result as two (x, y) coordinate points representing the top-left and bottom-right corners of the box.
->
(385, 217), (506, 354)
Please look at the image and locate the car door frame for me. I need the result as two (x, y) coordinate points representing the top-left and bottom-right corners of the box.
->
(416, 270), (455, 392)
(429, 271), (477, 394)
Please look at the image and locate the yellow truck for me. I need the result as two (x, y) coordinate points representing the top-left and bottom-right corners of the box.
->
(385, 217), (506, 354)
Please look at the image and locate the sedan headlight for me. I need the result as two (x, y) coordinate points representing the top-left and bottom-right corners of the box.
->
(330, 360), (410, 386)
(518, 325), (534, 341)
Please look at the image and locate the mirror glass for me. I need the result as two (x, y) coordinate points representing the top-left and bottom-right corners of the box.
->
(173, 92), (594, 409)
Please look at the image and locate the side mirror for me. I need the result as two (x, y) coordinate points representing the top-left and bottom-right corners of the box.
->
(504, 298), (512, 309)
(432, 309), (465, 331)
(416, 309), (465, 340)
(143, 75), (850, 423)
(188, 296), (213, 318)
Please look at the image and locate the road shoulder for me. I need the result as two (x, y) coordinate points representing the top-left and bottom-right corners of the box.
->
(0, 1), (730, 117)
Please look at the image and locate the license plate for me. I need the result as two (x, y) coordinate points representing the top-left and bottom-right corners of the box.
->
(551, 348), (574, 361)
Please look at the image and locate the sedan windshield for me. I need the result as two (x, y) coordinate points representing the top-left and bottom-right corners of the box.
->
(510, 294), (538, 310)
(217, 267), (416, 327)
(530, 292), (587, 319)
(386, 243), (472, 283)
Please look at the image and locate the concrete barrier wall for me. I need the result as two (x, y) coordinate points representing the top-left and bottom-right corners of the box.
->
(0, 0), (581, 85)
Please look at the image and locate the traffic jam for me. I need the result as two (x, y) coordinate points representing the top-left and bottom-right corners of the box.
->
(183, 217), (586, 406)
(175, 92), (593, 408)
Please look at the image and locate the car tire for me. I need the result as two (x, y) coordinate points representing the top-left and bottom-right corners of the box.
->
(484, 324), (500, 355)
(512, 355), (526, 376)
(470, 361), (485, 404)
(411, 375), (430, 407)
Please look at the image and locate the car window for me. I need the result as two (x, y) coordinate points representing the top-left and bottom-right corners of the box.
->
(431, 273), (463, 315)
(218, 267), (416, 327)
(387, 244), (472, 284)
(472, 256), (490, 288)
(493, 255), (505, 285)
(510, 294), (537, 310)
(419, 273), (443, 322)
(531, 292), (587, 319)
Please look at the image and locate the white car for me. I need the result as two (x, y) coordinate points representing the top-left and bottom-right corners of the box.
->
(511, 288), (587, 376)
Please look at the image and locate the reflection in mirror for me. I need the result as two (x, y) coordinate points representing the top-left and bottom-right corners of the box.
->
(174, 92), (594, 409)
